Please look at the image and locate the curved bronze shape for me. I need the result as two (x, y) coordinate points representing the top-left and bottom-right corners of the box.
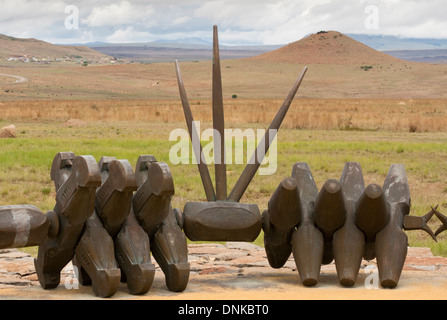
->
(175, 25), (307, 243)
(265, 162), (437, 289)
(34, 152), (101, 290)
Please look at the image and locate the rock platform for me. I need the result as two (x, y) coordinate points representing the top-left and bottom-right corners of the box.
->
(1, 243), (447, 300)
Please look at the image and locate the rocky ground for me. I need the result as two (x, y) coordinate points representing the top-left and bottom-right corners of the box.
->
(1, 243), (447, 300)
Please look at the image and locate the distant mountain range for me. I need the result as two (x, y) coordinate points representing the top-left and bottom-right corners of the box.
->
(86, 33), (447, 64)
(348, 34), (447, 51)
(81, 33), (447, 51)
(2, 31), (447, 64)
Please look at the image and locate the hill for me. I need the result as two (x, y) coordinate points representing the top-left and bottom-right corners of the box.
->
(382, 49), (447, 64)
(347, 33), (447, 51)
(1, 31), (447, 101)
(250, 31), (401, 65)
(89, 42), (281, 63)
(0, 34), (111, 63)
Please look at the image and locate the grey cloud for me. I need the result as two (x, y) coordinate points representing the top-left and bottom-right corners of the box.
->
(0, 0), (446, 44)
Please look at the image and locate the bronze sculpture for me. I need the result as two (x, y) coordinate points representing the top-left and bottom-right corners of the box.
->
(264, 162), (441, 288)
(0, 152), (186, 297)
(175, 25), (307, 242)
(0, 25), (445, 297)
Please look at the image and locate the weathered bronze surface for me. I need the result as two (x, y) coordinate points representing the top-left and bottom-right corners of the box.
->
(263, 177), (300, 268)
(375, 164), (411, 288)
(73, 156), (141, 297)
(35, 152), (101, 290)
(264, 161), (439, 288)
(432, 206), (447, 236)
(0, 25), (443, 296)
(175, 25), (307, 242)
(332, 162), (366, 286)
(0, 205), (50, 249)
(0, 151), (187, 297)
(290, 163), (323, 286)
(133, 155), (189, 292)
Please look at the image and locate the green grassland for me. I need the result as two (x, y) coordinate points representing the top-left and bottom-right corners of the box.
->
(1, 119), (447, 255)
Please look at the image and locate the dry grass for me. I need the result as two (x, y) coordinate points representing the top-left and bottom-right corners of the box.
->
(1, 98), (447, 133)
(1, 107), (447, 254)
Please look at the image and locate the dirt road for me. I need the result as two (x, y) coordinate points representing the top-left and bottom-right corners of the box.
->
(0, 73), (28, 84)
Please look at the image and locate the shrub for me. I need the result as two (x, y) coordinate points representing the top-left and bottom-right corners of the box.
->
(360, 65), (373, 71)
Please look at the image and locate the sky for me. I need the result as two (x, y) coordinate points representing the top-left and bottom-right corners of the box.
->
(1, 0), (447, 45)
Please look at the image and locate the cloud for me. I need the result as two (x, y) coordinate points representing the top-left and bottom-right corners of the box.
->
(0, 0), (446, 44)
(0, 0), (66, 39)
(82, 1), (153, 27)
(105, 26), (155, 43)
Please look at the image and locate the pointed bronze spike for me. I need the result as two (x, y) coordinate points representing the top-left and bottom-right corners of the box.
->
(332, 162), (365, 287)
(432, 206), (447, 237)
(212, 25), (227, 200)
(263, 177), (301, 268)
(290, 163), (324, 287)
(356, 184), (389, 239)
(74, 212), (121, 298)
(403, 207), (437, 241)
(115, 210), (155, 295)
(313, 179), (346, 264)
(262, 210), (294, 269)
(355, 184), (389, 260)
(175, 60), (216, 201)
(268, 177), (301, 230)
(376, 164), (410, 288)
(227, 66), (308, 202)
(151, 205), (190, 292)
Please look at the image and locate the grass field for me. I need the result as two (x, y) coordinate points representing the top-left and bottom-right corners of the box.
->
(2, 58), (447, 102)
(2, 98), (447, 132)
(1, 98), (447, 256)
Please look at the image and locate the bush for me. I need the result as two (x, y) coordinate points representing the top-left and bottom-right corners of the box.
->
(360, 65), (373, 71)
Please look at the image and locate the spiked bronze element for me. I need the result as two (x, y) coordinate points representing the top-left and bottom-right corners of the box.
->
(132, 155), (190, 293)
(35, 152), (101, 290)
(175, 25), (307, 242)
(264, 162), (439, 288)
(0, 25), (443, 297)
(0, 152), (187, 297)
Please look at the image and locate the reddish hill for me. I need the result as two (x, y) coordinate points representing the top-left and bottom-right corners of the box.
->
(250, 31), (401, 65)
(0, 33), (109, 60)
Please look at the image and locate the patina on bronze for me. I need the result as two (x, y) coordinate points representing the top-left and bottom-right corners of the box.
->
(264, 162), (440, 288)
(0, 205), (53, 249)
(72, 156), (153, 298)
(175, 25), (307, 242)
(34, 152), (101, 290)
(290, 163), (323, 287)
(0, 151), (187, 297)
(132, 155), (190, 293)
